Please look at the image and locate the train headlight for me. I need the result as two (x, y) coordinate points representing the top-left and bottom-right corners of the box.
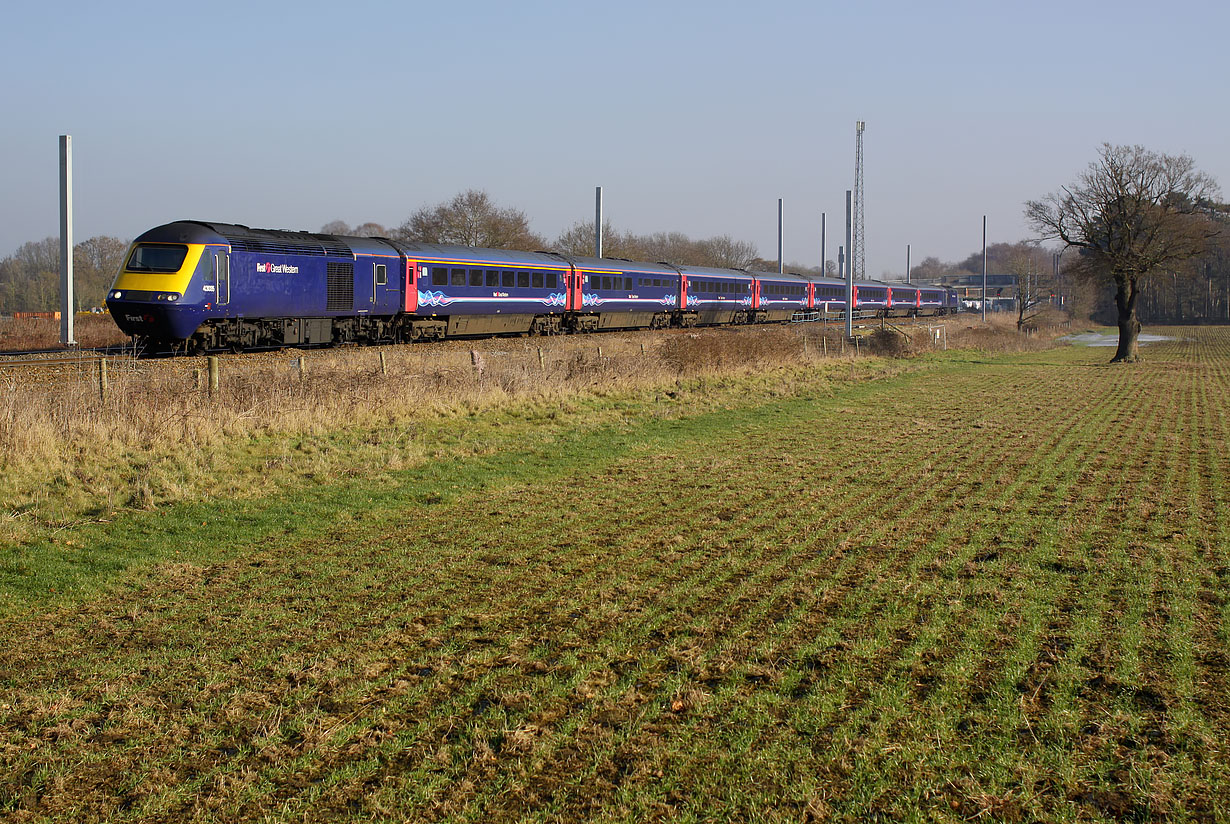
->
(111, 290), (122, 299)
(167, 294), (179, 302)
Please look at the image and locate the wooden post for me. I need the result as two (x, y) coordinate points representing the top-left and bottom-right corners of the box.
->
(597, 346), (603, 359)
(537, 347), (545, 371)
(822, 337), (828, 357)
(640, 342), (646, 355)
(379, 350), (387, 375)
(298, 354), (307, 380)
(195, 367), (203, 391)
(97, 358), (108, 402)
(208, 356), (219, 395)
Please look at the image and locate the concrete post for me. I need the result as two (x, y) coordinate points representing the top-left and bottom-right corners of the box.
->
(59, 135), (75, 346)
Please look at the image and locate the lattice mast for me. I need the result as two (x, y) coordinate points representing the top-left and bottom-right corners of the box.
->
(852, 121), (866, 280)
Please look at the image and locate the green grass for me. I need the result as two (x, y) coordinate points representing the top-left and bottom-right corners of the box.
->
(1, 329), (1228, 822)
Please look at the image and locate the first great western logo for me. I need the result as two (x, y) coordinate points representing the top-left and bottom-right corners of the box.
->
(256, 262), (300, 274)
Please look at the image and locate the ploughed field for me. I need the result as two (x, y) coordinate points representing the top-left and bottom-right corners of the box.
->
(2, 328), (1228, 822)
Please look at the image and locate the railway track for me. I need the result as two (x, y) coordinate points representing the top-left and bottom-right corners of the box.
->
(0, 345), (139, 369)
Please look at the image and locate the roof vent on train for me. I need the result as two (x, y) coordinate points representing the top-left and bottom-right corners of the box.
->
(204, 224), (354, 259)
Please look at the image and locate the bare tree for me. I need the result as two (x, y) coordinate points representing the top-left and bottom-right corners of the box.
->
(351, 222), (388, 237)
(700, 235), (759, 269)
(393, 190), (546, 250)
(319, 220), (351, 235)
(553, 220), (626, 258)
(909, 256), (954, 281)
(74, 236), (129, 310)
(553, 223), (759, 269)
(1001, 242), (1056, 330)
(1026, 144), (1221, 362)
(0, 237), (60, 311)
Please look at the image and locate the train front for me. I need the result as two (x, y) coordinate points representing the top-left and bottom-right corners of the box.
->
(105, 222), (225, 343)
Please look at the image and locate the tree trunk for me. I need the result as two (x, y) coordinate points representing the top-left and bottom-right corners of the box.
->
(1111, 274), (1141, 363)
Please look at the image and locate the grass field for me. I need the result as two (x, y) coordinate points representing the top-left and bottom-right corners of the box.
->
(1, 326), (1227, 822)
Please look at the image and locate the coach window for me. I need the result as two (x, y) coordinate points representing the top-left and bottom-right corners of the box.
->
(546, 272), (557, 289)
(451, 269), (465, 286)
(431, 268), (446, 286)
(375, 264), (387, 286)
(517, 271), (529, 288)
(486, 271), (499, 287)
(502, 271), (514, 288)
(532, 271), (543, 288)
(470, 270), (483, 287)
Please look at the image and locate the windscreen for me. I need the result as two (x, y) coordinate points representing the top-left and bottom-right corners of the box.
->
(126, 244), (188, 273)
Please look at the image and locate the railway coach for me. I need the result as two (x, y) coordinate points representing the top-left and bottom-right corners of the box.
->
(106, 221), (958, 351)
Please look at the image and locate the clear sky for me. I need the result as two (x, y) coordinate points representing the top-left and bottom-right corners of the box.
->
(2, 0), (1227, 278)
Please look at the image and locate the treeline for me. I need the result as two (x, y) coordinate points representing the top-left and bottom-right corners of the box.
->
(911, 234), (1230, 324)
(0, 236), (129, 314)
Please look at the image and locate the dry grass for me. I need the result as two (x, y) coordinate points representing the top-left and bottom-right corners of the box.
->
(0, 314), (128, 351)
(0, 318), (1034, 544)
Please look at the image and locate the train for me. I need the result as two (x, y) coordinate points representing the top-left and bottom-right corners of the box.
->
(104, 221), (960, 352)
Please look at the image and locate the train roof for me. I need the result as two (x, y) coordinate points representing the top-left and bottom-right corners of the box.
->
(388, 242), (571, 268)
(675, 264), (753, 279)
(749, 270), (812, 284)
(563, 255), (683, 276)
(134, 221), (395, 258)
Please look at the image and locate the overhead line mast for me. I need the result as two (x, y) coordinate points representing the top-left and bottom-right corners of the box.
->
(853, 121), (866, 281)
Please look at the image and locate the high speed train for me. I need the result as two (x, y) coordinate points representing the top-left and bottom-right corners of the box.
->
(105, 221), (958, 351)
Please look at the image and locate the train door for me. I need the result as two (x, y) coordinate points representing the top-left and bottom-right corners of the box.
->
(568, 265), (583, 311)
(372, 260), (397, 312)
(405, 261), (419, 313)
(357, 258), (374, 311)
(215, 251), (230, 307)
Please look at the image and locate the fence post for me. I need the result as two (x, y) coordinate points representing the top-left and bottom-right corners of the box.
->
(208, 356), (219, 395)
(538, 347), (545, 371)
(379, 350), (387, 376)
(298, 354), (307, 381)
(97, 358), (108, 402)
